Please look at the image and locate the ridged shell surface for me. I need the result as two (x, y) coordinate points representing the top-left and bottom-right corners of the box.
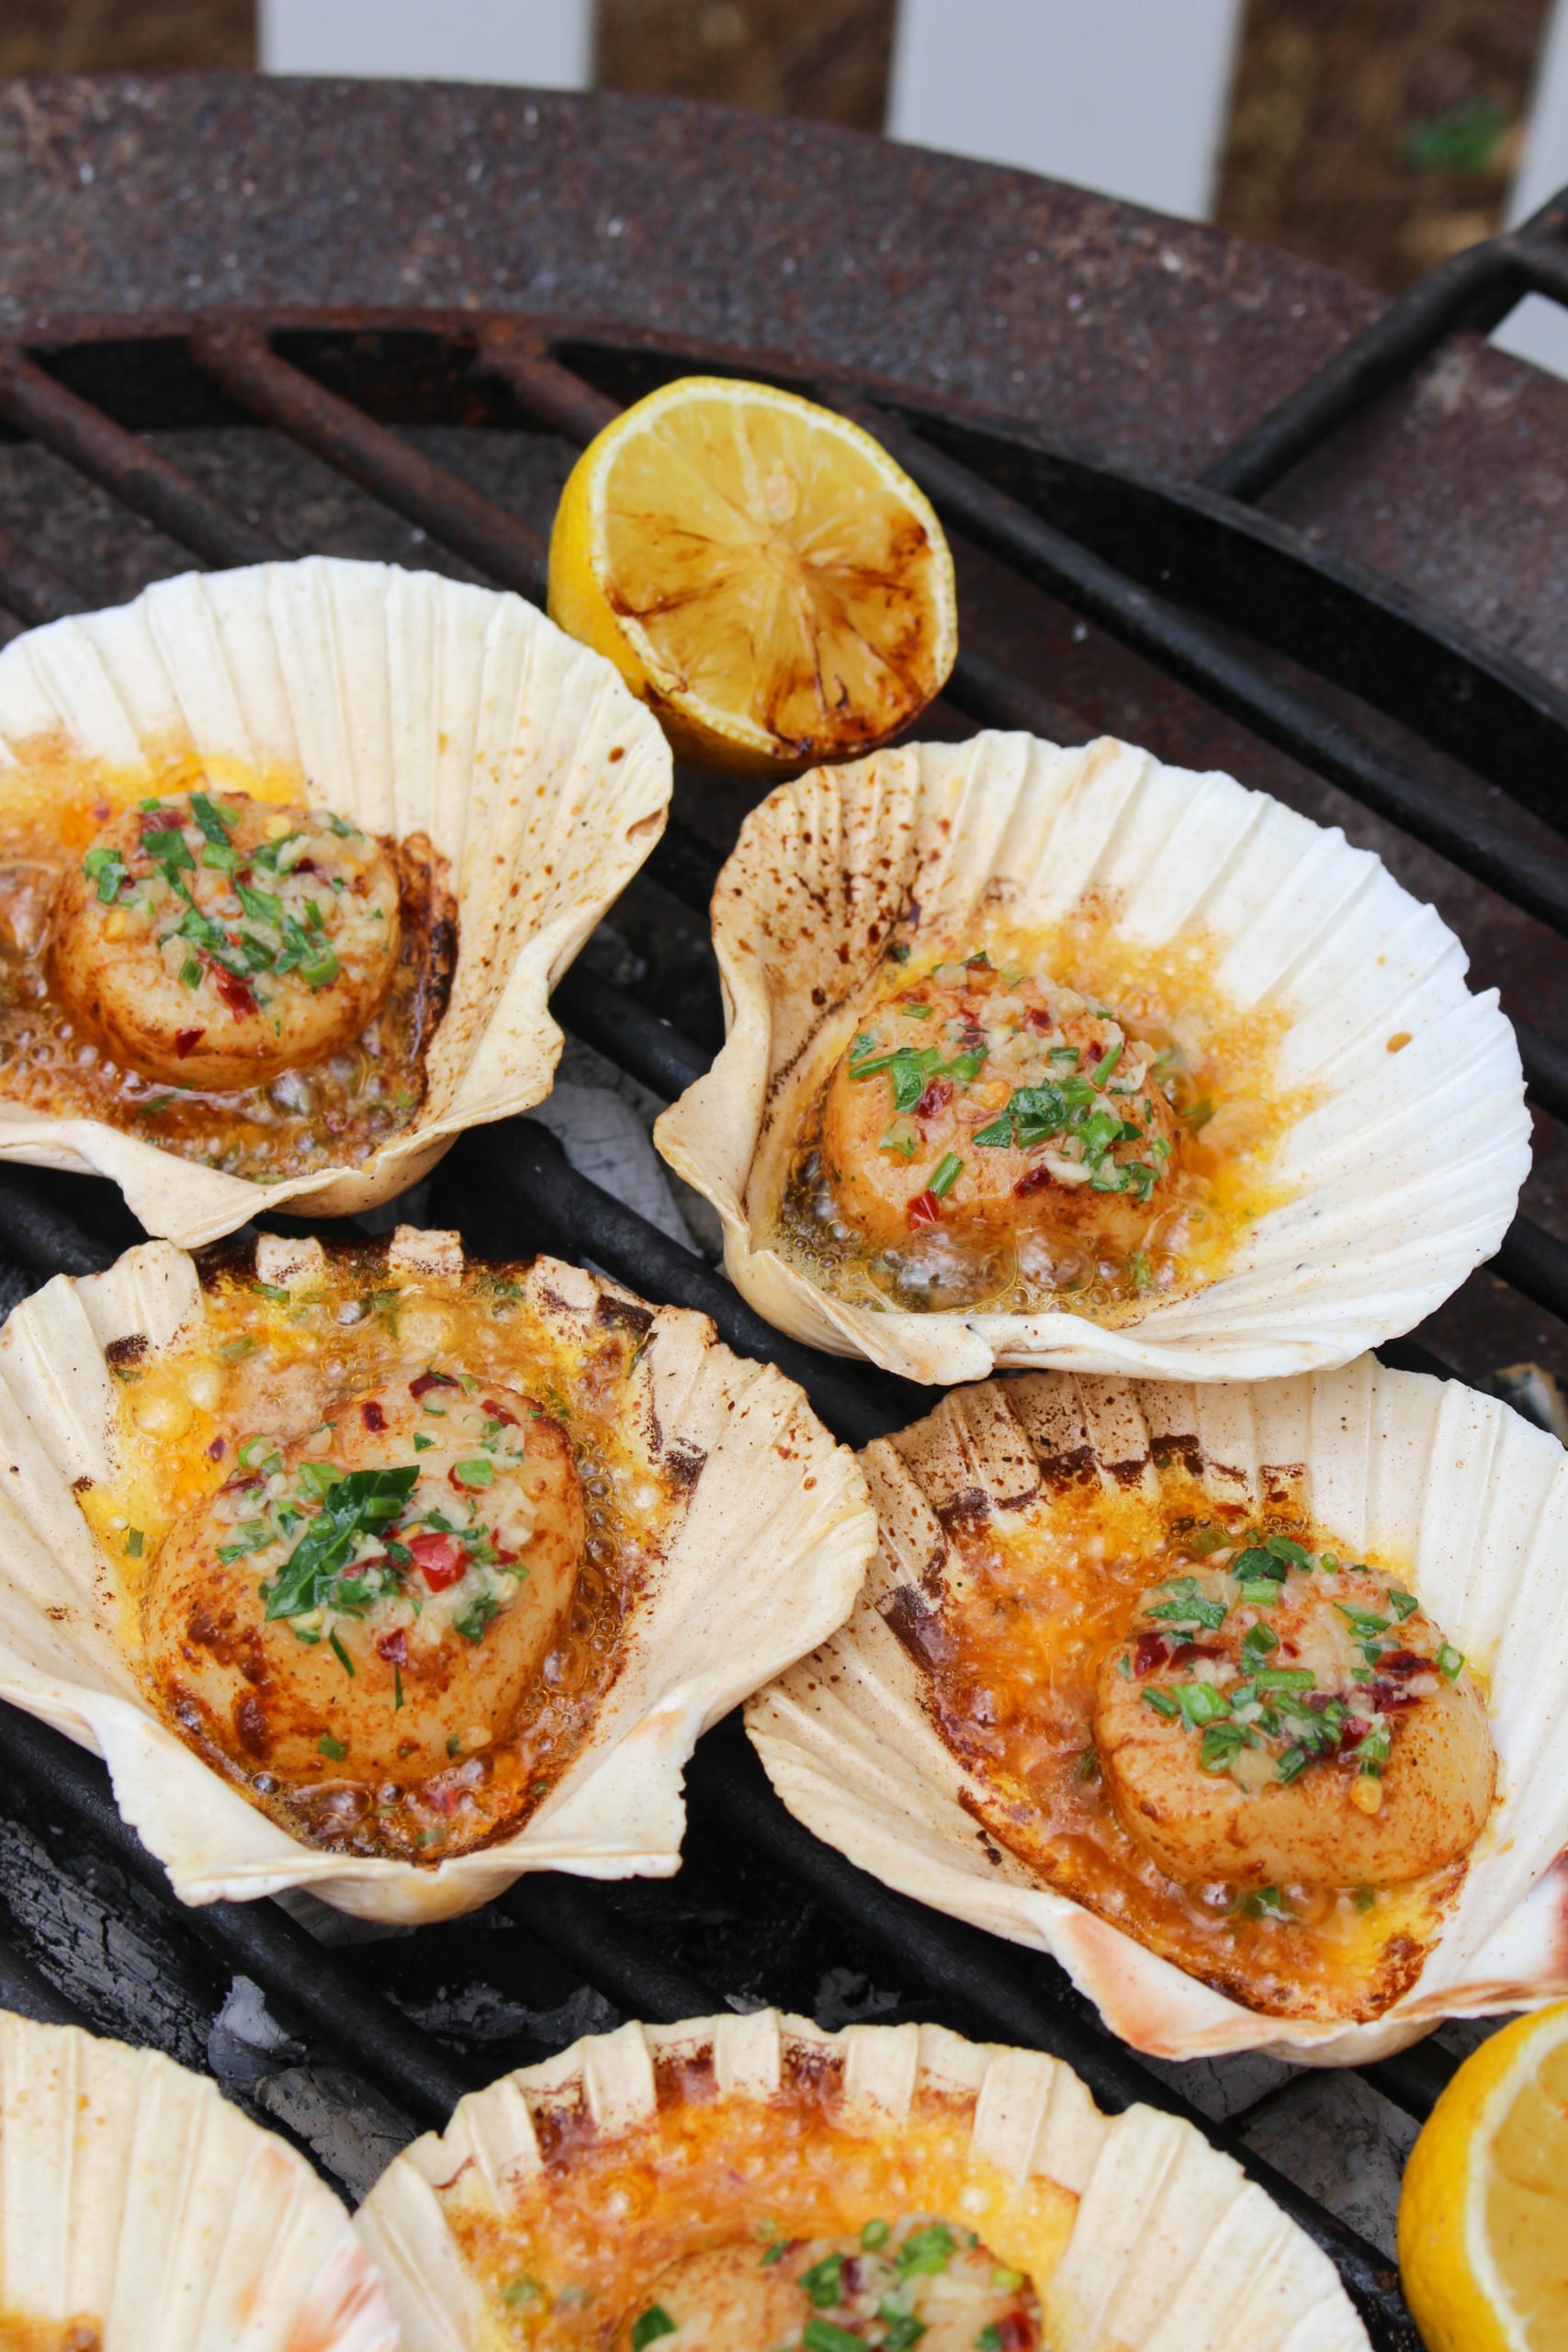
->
(654, 732), (1527, 1383)
(355, 2008), (1367, 2351)
(0, 1229), (874, 1923)
(0, 558), (671, 1243)
(749, 1359), (1568, 2063)
(0, 2008), (396, 2348)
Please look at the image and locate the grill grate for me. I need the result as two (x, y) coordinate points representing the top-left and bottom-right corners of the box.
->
(6, 180), (1568, 2349)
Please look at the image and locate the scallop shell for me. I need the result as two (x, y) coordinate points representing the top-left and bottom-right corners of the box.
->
(355, 2007), (1368, 2351)
(0, 557), (671, 1246)
(653, 731), (1527, 1384)
(0, 2007), (396, 2348)
(0, 1227), (874, 1924)
(749, 1358), (1568, 2064)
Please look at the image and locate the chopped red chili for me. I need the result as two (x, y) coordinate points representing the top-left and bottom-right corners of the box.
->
(916, 1077), (953, 1120)
(174, 1026), (205, 1057)
(360, 1399), (387, 1432)
(408, 1532), (464, 1589)
(907, 1188), (942, 1227)
(409, 1370), (459, 1399)
(376, 1627), (409, 1666)
(213, 967), (257, 1019)
(1133, 1631), (1169, 1676)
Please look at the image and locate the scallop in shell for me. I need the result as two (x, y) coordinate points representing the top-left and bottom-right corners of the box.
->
(355, 2007), (1368, 2350)
(0, 1227), (874, 1923)
(0, 557), (671, 1245)
(654, 731), (1527, 1384)
(748, 1358), (1568, 2064)
(0, 2007), (395, 2348)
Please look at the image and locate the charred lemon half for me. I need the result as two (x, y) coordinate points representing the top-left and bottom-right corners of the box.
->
(547, 376), (957, 776)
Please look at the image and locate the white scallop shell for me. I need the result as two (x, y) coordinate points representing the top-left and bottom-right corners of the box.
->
(749, 1358), (1568, 2064)
(654, 732), (1527, 1384)
(0, 1228), (874, 1924)
(0, 2007), (396, 2348)
(355, 2007), (1368, 2351)
(0, 557), (671, 1245)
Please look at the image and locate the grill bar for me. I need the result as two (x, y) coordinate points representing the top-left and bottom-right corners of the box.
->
(860, 411), (1568, 937)
(498, 1877), (716, 2024)
(0, 346), (279, 570)
(1204, 191), (1568, 502)
(189, 326), (549, 601)
(0, 522), (86, 626)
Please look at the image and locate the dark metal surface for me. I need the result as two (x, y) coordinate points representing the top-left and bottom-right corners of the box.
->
(2, 73), (1568, 2345)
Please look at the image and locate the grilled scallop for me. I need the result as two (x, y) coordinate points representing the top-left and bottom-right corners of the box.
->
(614, 2222), (1042, 2351)
(1094, 1546), (1495, 1891)
(50, 786), (401, 1091)
(816, 955), (1181, 1279)
(143, 1374), (582, 1786)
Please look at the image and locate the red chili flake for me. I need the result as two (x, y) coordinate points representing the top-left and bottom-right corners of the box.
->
(1012, 1166), (1055, 1198)
(907, 1189), (942, 1228)
(1371, 1680), (1421, 1712)
(1025, 1007), (1055, 1032)
(480, 1397), (517, 1425)
(839, 2256), (866, 2298)
(207, 1435), (227, 1461)
(174, 1027), (206, 1058)
(376, 1628), (408, 1666)
(998, 2317), (1037, 2351)
(1168, 1640), (1216, 1667)
(360, 1399), (387, 1432)
(1340, 1716), (1371, 1746)
(409, 1370), (458, 1400)
(916, 1077), (953, 1119)
(1133, 1631), (1169, 1676)
(214, 967), (256, 1019)
(959, 1023), (987, 1048)
(290, 856), (321, 876)
(1376, 1649), (1426, 1678)
(408, 1532), (465, 1589)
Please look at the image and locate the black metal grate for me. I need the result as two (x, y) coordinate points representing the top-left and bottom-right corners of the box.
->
(6, 183), (1568, 2351)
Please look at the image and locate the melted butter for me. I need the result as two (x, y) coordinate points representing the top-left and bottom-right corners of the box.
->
(84, 1252), (676, 1862)
(905, 1470), (1464, 2023)
(774, 902), (1310, 1325)
(442, 2075), (1076, 2346)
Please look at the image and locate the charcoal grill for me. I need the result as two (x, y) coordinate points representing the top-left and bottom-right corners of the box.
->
(6, 72), (1568, 2350)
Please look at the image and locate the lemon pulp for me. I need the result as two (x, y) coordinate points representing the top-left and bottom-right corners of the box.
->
(1399, 2002), (1568, 2352)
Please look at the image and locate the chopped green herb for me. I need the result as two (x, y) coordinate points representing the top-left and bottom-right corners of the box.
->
(1142, 1687), (1180, 1718)
(899, 1001), (933, 1020)
(1230, 1545), (1286, 1583)
(1438, 1645), (1465, 1680)
(499, 2276), (546, 2309)
(454, 1590), (502, 1643)
(179, 954), (203, 989)
(1145, 1577), (1229, 1633)
(860, 2218), (890, 2250)
(1200, 1721), (1253, 1772)
(803, 2324), (864, 2352)
(897, 2223), (956, 2278)
(187, 791), (235, 845)
(1179, 1097), (1216, 1131)
(800, 2254), (844, 2308)
(219, 1336), (256, 1363)
(412, 1431), (435, 1452)
(318, 1733), (347, 1762)
(82, 843), (128, 903)
(329, 1628), (355, 1678)
(1240, 1621), (1280, 1668)
(977, 2328), (1004, 2352)
(264, 1465), (419, 1622)
(251, 1281), (290, 1305)
(1386, 1589), (1419, 1622)
(452, 1457), (494, 1489)
(630, 2307), (677, 2349)
(124, 1527), (144, 1557)
(928, 1151), (964, 1199)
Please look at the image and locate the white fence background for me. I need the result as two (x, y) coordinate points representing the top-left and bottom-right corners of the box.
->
(260, 0), (1568, 375)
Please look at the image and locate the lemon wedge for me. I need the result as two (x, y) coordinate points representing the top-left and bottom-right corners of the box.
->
(1399, 2002), (1568, 2350)
(547, 375), (957, 775)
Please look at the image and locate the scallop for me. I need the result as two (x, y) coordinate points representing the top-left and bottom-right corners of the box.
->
(748, 1359), (1568, 2064)
(0, 2011), (395, 2351)
(655, 729), (1527, 1385)
(355, 2010), (1368, 2352)
(0, 556), (672, 1246)
(0, 1227), (874, 1923)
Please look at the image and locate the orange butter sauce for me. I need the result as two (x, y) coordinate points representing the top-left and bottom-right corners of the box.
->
(896, 1467), (1465, 2022)
(79, 1249), (674, 1862)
